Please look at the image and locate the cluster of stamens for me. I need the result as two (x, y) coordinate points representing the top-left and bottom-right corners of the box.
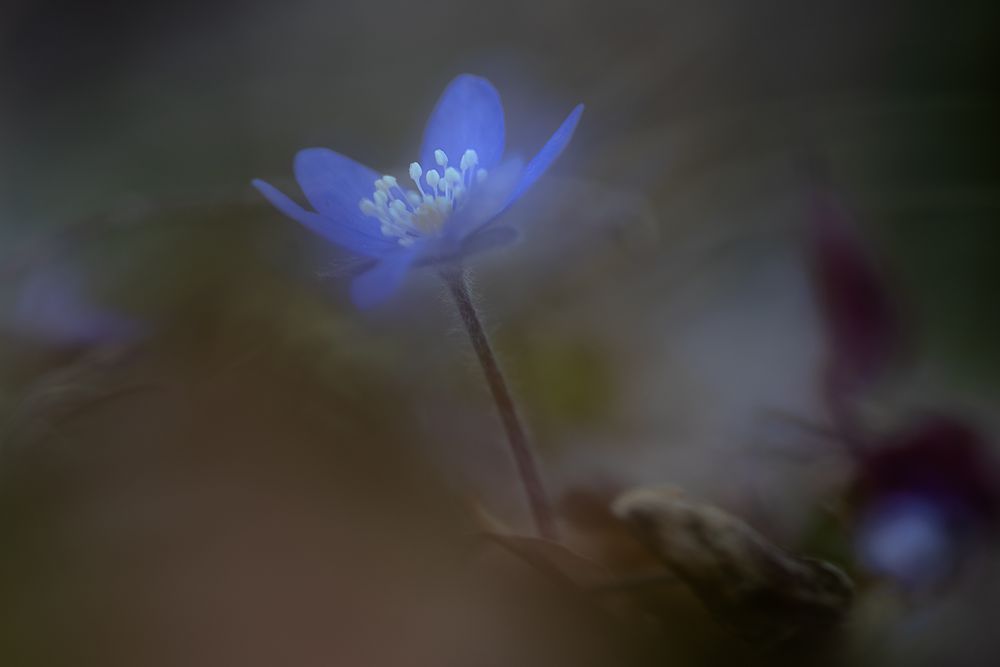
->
(359, 148), (488, 246)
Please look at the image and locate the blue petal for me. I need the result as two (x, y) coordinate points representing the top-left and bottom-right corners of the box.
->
(252, 179), (395, 257)
(508, 103), (584, 203)
(445, 157), (524, 241)
(420, 75), (506, 171)
(293, 148), (388, 240)
(349, 246), (426, 309)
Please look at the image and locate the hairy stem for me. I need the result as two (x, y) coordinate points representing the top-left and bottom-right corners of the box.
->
(441, 267), (557, 540)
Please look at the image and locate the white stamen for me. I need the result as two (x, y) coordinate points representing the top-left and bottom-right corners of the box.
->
(357, 146), (491, 246)
(409, 162), (428, 200)
(460, 149), (478, 171)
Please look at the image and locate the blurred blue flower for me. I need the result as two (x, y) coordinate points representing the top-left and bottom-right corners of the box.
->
(253, 74), (583, 308)
(855, 415), (999, 588)
(856, 494), (956, 589)
(800, 185), (999, 588)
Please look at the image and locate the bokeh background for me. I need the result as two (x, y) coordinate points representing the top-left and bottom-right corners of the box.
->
(2, 1), (999, 665)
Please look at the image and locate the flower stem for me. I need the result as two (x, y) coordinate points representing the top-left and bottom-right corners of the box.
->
(441, 267), (557, 541)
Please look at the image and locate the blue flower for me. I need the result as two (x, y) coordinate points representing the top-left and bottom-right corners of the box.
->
(854, 414), (999, 588)
(855, 494), (956, 589)
(253, 74), (583, 308)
